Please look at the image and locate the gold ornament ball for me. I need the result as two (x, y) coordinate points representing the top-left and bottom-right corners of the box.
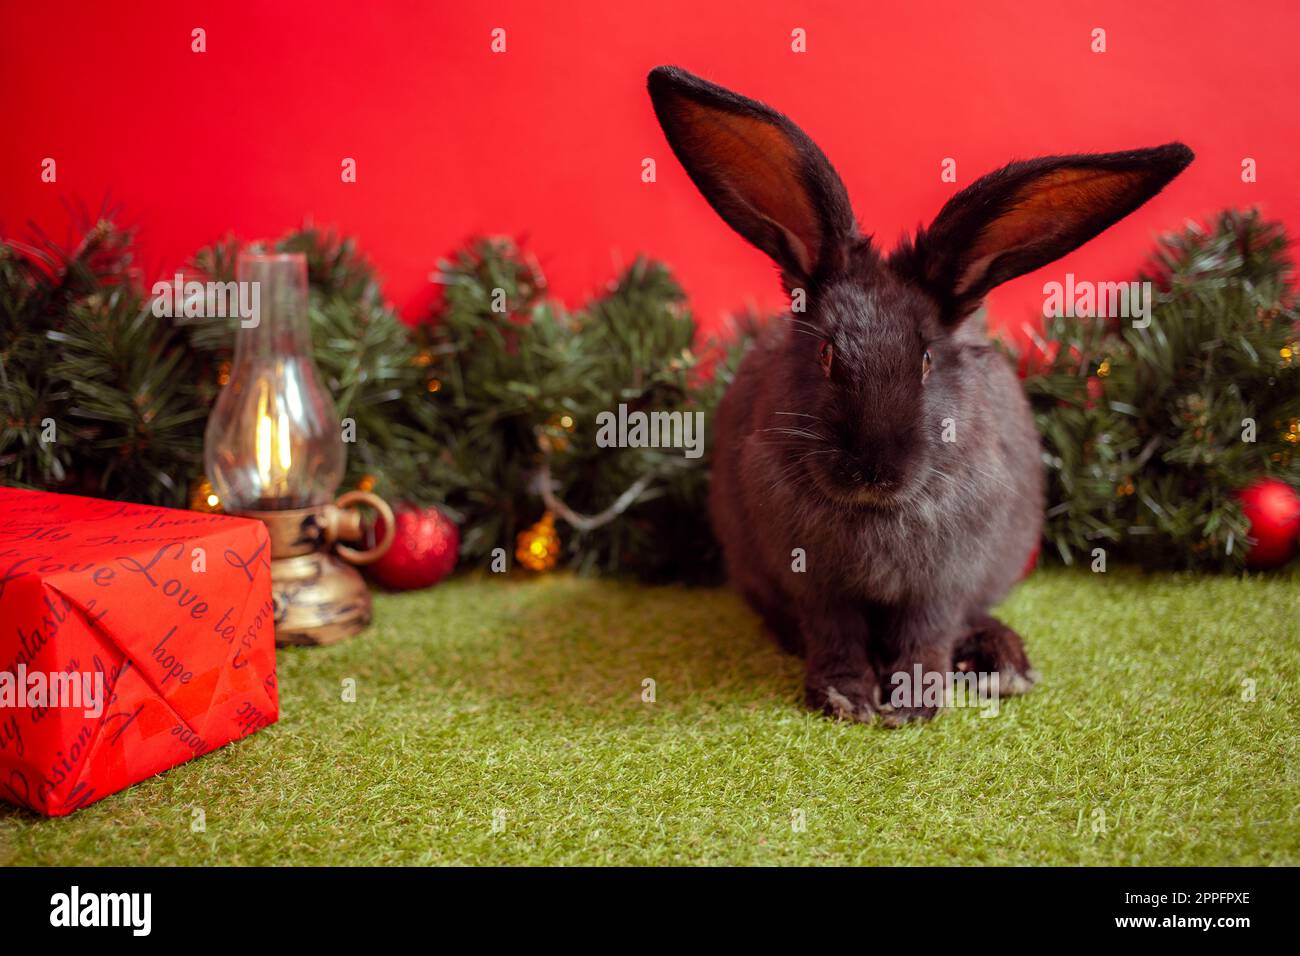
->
(190, 476), (223, 513)
(515, 511), (561, 572)
(539, 413), (576, 453)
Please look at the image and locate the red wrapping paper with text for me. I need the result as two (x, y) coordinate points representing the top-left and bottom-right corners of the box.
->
(0, 487), (278, 816)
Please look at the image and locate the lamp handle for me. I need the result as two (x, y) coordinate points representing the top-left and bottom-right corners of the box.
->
(327, 490), (396, 566)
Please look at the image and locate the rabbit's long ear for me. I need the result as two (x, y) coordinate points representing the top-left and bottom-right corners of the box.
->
(648, 66), (857, 284)
(896, 144), (1193, 320)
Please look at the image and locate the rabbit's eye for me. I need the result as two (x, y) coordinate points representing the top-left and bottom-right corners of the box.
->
(921, 349), (933, 382)
(818, 340), (834, 377)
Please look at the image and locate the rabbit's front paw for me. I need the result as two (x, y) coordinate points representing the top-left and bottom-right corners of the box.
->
(878, 702), (940, 727)
(806, 678), (879, 723)
(954, 615), (1040, 695)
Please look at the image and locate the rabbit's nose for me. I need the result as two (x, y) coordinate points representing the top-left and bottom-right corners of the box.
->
(846, 454), (886, 487)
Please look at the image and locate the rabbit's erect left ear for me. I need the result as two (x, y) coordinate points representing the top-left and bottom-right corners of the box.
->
(648, 66), (857, 284)
(895, 144), (1194, 320)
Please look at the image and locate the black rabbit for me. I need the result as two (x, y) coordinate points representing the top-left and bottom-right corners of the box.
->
(647, 65), (1192, 724)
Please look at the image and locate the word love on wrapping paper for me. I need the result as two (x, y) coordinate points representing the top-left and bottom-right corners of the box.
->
(0, 486), (279, 816)
(113, 541), (216, 619)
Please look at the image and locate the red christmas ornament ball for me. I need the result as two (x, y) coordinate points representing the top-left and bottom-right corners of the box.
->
(368, 504), (460, 590)
(1238, 478), (1300, 570)
(1019, 539), (1041, 580)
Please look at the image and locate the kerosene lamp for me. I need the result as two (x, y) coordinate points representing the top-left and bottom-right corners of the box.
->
(203, 249), (393, 645)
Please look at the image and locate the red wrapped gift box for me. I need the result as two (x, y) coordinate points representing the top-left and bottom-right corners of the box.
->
(0, 487), (278, 816)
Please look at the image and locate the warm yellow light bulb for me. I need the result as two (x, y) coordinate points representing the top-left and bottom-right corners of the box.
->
(203, 251), (346, 511)
(256, 389), (273, 484)
(277, 408), (293, 474)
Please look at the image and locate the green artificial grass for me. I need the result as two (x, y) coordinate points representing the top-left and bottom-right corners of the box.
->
(1, 568), (1296, 866)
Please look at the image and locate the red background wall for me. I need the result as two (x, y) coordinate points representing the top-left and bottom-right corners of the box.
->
(2, 1), (1296, 339)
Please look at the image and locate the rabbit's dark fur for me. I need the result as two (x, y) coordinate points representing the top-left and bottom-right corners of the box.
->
(648, 65), (1192, 723)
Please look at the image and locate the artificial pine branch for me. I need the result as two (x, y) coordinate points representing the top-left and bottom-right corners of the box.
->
(415, 240), (749, 580)
(6, 206), (1292, 579)
(0, 215), (182, 499)
(1017, 209), (1299, 569)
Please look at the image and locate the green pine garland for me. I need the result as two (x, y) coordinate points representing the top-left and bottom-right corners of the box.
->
(1, 218), (747, 582)
(4, 207), (1296, 578)
(419, 241), (749, 580)
(1013, 210), (1299, 569)
(1, 216), (208, 500)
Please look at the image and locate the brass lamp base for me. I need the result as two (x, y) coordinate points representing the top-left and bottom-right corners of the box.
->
(270, 550), (373, 646)
(239, 491), (395, 647)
